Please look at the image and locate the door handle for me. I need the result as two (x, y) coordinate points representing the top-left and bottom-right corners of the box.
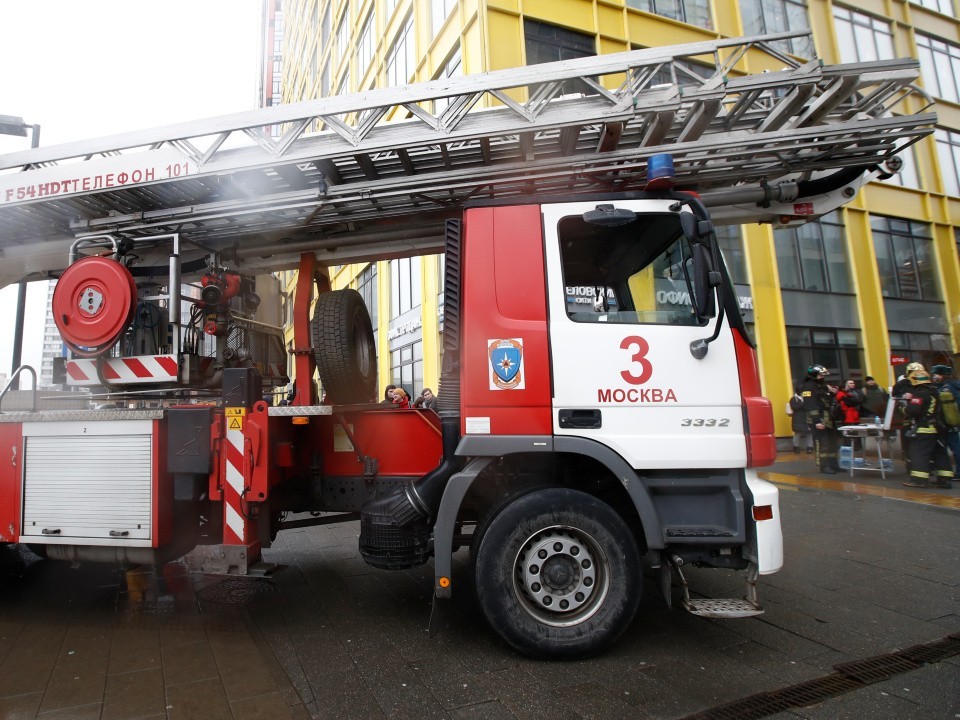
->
(558, 409), (602, 429)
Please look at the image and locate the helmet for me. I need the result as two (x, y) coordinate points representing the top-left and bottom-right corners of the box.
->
(907, 364), (931, 385)
(806, 364), (828, 379)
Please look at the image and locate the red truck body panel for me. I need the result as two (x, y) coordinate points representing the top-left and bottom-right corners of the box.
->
(460, 206), (553, 437)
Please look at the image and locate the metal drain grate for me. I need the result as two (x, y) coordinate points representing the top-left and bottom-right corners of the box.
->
(196, 578), (278, 604)
(682, 633), (960, 720)
(833, 653), (920, 683)
(896, 635), (960, 665)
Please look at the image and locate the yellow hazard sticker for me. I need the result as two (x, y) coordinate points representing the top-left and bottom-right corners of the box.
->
(228, 417), (244, 430)
(225, 407), (247, 417)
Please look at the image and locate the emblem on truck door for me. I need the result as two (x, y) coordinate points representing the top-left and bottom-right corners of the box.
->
(488, 338), (525, 390)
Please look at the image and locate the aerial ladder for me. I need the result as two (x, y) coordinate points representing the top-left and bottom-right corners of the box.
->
(0, 30), (933, 291)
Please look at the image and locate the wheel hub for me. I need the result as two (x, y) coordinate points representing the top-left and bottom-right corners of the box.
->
(517, 529), (598, 615)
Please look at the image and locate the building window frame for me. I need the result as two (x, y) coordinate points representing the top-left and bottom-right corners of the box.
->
(432, 0), (457, 37)
(625, 0), (712, 30)
(740, 0), (814, 58)
(391, 257), (422, 317)
(871, 215), (940, 301)
(916, 33), (960, 104)
(908, 0), (956, 17)
(390, 340), (423, 396)
(936, 127), (960, 196)
(356, 9), (375, 77)
(832, 5), (895, 63)
(386, 13), (415, 87)
(775, 212), (852, 294)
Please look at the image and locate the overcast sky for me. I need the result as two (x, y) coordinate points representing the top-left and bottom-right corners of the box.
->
(0, 0), (262, 381)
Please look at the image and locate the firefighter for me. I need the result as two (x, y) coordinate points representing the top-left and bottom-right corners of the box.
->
(901, 365), (953, 489)
(800, 364), (840, 474)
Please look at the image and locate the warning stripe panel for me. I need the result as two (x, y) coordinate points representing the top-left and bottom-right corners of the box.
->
(66, 355), (179, 385)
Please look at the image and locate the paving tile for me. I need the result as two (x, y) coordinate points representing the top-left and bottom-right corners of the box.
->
(230, 690), (296, 720)
(449, 701), (520, 720)
(55, 625), (112, 667)
(38, 659), (108, 714)
(306, 667), (387, 719)
(161, 640), (220, 687)
(410, 654), (497, 710)
(36, 702), (103, 720)
(165, 677), (231, 720)
(102, 667), (165, 720)
(0, 691), (42, 719)
(206, 629), (280, 702)
(107, 626), (162, 675)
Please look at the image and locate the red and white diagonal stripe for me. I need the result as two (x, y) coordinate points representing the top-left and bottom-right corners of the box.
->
(222, 425), (247, 545)
(66, 355), (179, 385)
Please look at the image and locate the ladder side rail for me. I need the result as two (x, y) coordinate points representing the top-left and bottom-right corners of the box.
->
(1, 57), (926, 218)
(0, 32), (816, 172)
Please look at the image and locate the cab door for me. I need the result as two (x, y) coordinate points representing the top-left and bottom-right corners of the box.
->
(542, 200), (747, 470)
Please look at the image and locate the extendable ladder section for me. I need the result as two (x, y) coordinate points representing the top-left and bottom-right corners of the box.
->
(0, 30), (935, 284)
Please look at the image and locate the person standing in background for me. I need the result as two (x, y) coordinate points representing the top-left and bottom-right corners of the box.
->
(799, 364), (840, 474)
(787, 388), (813, 453)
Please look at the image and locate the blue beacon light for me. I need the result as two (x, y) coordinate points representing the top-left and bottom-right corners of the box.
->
(645, 153), (676, 190)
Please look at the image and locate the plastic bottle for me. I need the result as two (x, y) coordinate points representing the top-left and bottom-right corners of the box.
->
(874, 415), (881, 427)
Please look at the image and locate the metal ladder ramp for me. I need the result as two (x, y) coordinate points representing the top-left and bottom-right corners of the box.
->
(0, 30), (935, 285)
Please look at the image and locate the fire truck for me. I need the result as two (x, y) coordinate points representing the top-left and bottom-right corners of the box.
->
(0, 32), (933, 658)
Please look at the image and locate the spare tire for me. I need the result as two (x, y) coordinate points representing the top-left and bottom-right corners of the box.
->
(311, 289), (377, 404)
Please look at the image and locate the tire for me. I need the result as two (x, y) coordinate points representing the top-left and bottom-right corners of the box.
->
(474, 487), (641, 659)
(311, 289), (377, 404)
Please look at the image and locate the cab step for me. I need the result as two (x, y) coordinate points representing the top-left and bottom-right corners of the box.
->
(682, 597), (763, 618)
(666, 556), (764, 618)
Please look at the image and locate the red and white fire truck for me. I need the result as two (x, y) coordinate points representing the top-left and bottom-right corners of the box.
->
(0, 33), (933, 657)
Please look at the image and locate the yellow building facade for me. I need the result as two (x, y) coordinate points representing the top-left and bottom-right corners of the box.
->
(278, 0), (960, 436)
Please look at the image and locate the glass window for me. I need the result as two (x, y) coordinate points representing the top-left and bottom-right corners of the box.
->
(321, 4), (331, 50)
(386, 0), (399, 18)
(557, 211), (716, 326)
(916, 33), (960, 103)
(356, 10), (375, 75)
(740, 0), (814, 58)
(832, 6), (894, 63)
(936, 128), (960, 197)
(390, 257), (422, 316)
(871, 216), (940, 300)
(626, 0), (712, 29)
(432, 0), (457, 36)
(356, 263), (378, 331)
(391, 340), (423, 395)
(524, 20), (595, 95)
(336, 9), (350, 59)
(787, 327), (864, 385)
(716, 226), (748, 285)
(434, 46), (463, 114)
(525, 19), (595, 65)
(775, 212), (851, 293)
(909, 0), (956, 16)
(386, 14), (415, 87)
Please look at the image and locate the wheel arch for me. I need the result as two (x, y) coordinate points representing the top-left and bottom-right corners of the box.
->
(432, 436), (665, 598)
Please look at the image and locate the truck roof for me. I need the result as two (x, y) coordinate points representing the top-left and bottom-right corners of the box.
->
(0, 31), (934, 287)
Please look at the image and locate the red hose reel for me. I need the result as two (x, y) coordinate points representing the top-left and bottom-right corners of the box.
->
(53, 256), (137, 357)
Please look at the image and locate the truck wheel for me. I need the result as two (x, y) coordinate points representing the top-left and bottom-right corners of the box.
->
(311, 289), (377, 404)
(474, 487), (641, 659)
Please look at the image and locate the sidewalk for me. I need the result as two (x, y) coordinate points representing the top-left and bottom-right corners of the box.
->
(762, 447), (960, 510)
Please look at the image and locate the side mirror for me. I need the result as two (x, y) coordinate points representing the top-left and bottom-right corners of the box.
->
(691, 244), (717, 320)
(680, 211), (698, 241)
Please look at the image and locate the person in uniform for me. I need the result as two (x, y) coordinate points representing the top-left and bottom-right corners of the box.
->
(901, 365), (953, 489)
(799, 364), (840, 474)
